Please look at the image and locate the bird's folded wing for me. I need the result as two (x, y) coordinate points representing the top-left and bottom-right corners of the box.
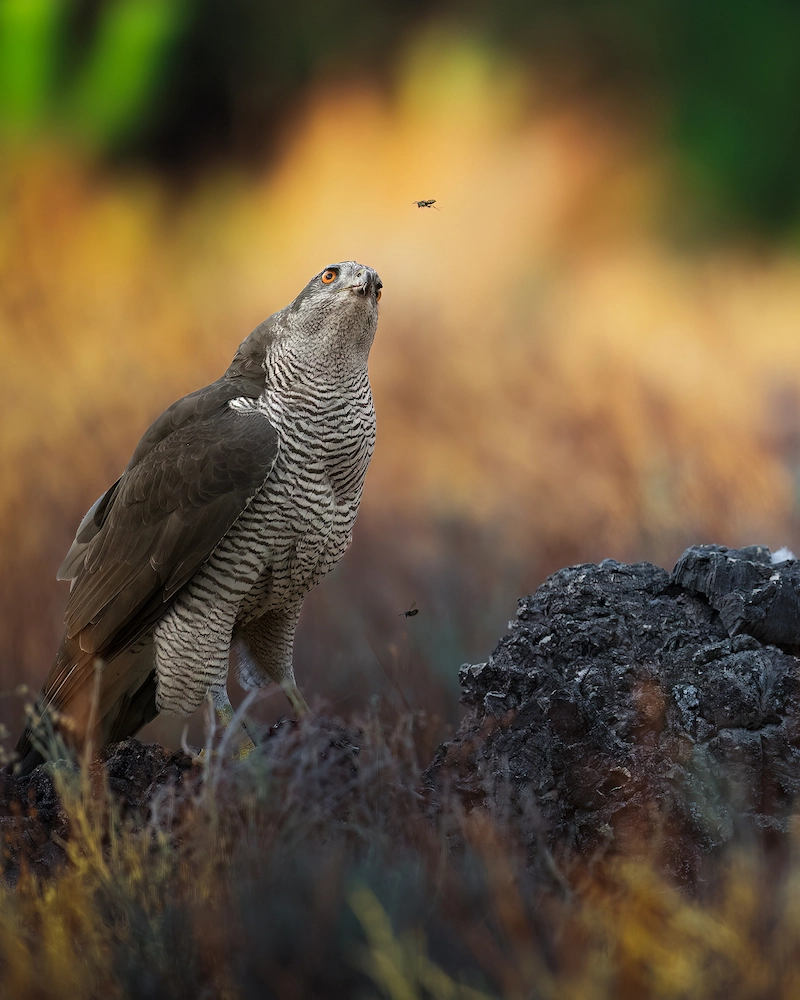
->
(42, 382), (278, 710)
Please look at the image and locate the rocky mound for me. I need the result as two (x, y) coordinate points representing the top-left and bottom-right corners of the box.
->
(424, 545), (800, 883)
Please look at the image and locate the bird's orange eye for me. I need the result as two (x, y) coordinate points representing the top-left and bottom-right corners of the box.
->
(376, 289), (382, 301)
(321, 269), (337, 284)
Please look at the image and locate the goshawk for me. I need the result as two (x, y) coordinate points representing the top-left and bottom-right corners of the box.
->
(15, 261), (382, 774)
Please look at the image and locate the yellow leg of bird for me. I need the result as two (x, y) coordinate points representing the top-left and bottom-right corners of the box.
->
(280, 679), (311, 719)
(209, 693), (257, 760)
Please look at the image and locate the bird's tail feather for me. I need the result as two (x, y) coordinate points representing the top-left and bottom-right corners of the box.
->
(13, 644), (101, 775)
(12, 639), (157, 776)
(13, 697), (75, 776)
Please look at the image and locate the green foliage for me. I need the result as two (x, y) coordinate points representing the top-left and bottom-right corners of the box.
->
(0, 0), (183, 148)
(650, 0), (800, 236)
(66, 0), (185, 146)
(0, 0), (63, 131)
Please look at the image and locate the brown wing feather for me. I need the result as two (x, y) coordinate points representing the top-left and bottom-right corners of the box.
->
(14, 321), (280, 773)
(65, 407), (275, 644)
(33, 381), (276, 738)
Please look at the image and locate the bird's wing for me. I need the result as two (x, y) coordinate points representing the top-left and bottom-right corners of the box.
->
(56, 478), (122, 584)
(42, 377), (278, 709)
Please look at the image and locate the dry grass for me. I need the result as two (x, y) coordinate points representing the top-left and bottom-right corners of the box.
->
(2, 709), (800, 999)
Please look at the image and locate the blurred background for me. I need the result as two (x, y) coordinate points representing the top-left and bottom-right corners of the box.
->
(3, 0), (800, 747)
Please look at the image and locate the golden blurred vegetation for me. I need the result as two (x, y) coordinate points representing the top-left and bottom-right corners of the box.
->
(3, 37), (800, 728)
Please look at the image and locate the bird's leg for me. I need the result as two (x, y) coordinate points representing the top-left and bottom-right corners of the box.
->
(212, 685), (271, 748)
(279, 678), (310, 719)
(235, 603), (312, 721)
(211, 687), (257, 760)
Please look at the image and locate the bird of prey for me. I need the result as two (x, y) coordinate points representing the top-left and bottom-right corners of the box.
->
(412, 200), (439, 210)
(15, 261), (382, 774)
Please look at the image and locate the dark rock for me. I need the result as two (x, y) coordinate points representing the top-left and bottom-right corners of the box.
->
(424, 551), (800, 884)
(672, 543), (800, 650)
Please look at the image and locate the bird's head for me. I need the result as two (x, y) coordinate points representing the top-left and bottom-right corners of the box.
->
(230, 261), (382, 384)
(283, 260), (382, 361)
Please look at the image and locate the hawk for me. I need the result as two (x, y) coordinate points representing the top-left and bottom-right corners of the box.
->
(15, 261), (382, 774)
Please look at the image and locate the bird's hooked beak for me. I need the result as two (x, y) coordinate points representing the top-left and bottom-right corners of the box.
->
(349, 268), (382, 299)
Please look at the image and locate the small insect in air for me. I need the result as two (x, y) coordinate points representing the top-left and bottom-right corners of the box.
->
(412, 199), (439, 210)
(399, 602), (419, 618)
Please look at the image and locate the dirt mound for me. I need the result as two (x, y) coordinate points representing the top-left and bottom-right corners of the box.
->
(0, 717), (360, 884)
